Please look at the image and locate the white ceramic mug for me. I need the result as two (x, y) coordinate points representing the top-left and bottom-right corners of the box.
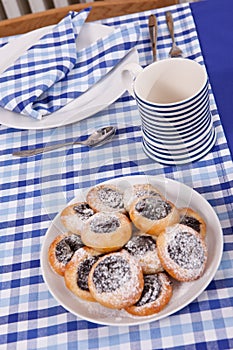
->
(122, 58), (215, 165)
(122, 57), (208, 107)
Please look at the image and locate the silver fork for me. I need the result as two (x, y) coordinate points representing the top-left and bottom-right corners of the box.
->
(165, 11), (183, 58)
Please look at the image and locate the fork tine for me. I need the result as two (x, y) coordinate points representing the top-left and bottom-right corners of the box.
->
(169, 43), (183, 58)
(166, 11), (183, 58)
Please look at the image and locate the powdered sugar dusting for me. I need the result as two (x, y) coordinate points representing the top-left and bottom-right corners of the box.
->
(92, 255), (131, 293)
(55, 234), (84, 264)
(90, 214), (120, 233)
(135, 197), (172, 220)
(124, 235), (156, 256)
(163, 224), (207, 279)
(168, 231), (204, 269)
(97, 187), (124, 209)
(90, 252), (143, 309)
(73, 203), (94, 221)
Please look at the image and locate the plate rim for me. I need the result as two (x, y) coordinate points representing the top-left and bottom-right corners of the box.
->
(40, 175), (223, 326)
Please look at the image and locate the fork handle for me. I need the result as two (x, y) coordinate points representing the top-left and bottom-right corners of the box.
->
(12, 140), (83, 157)
(165, 11), (175, 43)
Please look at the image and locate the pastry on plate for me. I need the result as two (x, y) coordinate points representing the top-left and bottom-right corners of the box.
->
(179, 207), (206, 238)
(48, 233), (84, 276)
(64, 247), (101, 302)
(81, 212), (132, 253)
(129, 195), (179, 236)
(123, 183), (164, 212)
(123, 233), (164, 274)
(86, 184), (126, 213)
(88, 251), (144, 309)
(125, 272), (172, 316)
(60, 202), (95, 235)
(157, 224), (208, 282)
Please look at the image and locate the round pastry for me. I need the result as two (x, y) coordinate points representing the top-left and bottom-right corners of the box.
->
(123, 183), (164, 211)
(86, 184), (126, 214)
(179, 207), (206, 239)
(60, 202), (95, 235)
(123, 233), (164, 274)
(129, 195), (179, 236)
(88, 251), (144, 309)
(81, 212), (132, 253)
(48, 233), (84, 276)
(64, 247), (101, 302)
(125, 272), (172, 316)
(157, 224), (208, 282)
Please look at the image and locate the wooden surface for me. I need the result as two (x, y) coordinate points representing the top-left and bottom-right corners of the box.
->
(0, 0), (178, 37)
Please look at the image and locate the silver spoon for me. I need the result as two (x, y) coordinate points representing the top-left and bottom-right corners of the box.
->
(165, 11), (183, 58)
(12, 126), (116, 157)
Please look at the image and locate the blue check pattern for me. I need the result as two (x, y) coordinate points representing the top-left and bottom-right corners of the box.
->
(1, 3), (233, 350)
(0, 9), (140, 120)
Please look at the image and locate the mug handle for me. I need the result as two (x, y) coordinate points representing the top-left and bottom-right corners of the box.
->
(121, 62), (143, 98)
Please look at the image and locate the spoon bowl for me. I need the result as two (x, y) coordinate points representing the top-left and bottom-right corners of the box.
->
(12, 126), (116, 157)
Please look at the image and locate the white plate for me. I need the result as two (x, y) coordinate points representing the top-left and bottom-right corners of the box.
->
(0, 23), (138, 130)
(40, 175), (223, 326)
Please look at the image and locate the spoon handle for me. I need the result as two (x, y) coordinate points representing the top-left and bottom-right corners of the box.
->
(148, 14), (157, 62)
(165, 11), (175, 44)
(12, 140), (84, 157)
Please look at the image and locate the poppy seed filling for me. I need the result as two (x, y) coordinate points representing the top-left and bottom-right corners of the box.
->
(55, 234), (84, 264)
(135, 274), (161, 306)
(73, 203), (94, 221)
(97, 187), (124, 209)
(180, 215), (201, 233)
(135, 197), (172, 220)
(168, 232), (204, 269)
(124, 235), (156, 256)
(77, 256), (99, 291)
(92, 256), (131, 293)
(90, 215), (120, 233)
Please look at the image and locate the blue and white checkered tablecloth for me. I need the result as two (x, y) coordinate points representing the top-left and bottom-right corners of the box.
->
(0, 3), (233, 350)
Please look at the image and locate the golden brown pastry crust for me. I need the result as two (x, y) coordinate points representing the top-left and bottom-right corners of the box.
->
(179, 207), (206, 239)
(88, 251), (144, 309)
(123, 183), (164, 212)
(81, 212), (132, 253)
(122, 233), (164, 274)
(48, 233), (84, 276)
(86, 184), (126, 214)
(60, 202), (95, 235)
(157, 224), (208, 282)
(125, 272), (172, 316)
(64, 247), (101, 302)
(129, 195), (179, 236)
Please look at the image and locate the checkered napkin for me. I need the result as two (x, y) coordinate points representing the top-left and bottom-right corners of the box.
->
(0, 9), (140, 120)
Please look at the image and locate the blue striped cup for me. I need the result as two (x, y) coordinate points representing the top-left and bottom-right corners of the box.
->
(122, 58), (215, 164)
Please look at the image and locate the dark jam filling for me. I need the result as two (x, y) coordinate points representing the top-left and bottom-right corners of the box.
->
(92, 255), (131, 293)
(124, 235), (156, 256)
(97, 187), (124, 209)
(55, 234), (84, 264)
(73, 203), (94, 221)
(77, 256), (99, 291)
(135, 274), (161, 306)
(180, 215), (201, 233)
(135, 197), (172, 220)
(90, 215), (120, 234)
(168, 231), (204, 269)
